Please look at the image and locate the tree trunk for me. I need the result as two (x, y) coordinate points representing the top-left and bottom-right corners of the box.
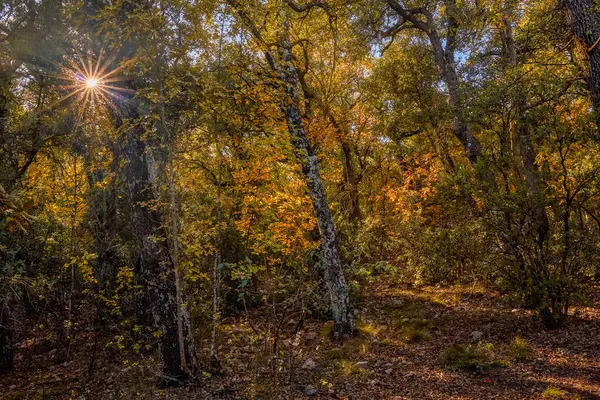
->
(100, 0), (198, 385)
(0, 305), (12, 374)
(341, 141), (362, 222)
(502, 19), (549, 246)
(276, 13), (355, 339)
(119, 120), (194, 385)
(565, 0), (600, 130)
(226, 0), (355, 338)
(428, 31), (483, 164)
(385, 0), (483, 164)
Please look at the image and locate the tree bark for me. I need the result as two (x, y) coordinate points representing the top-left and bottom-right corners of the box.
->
(385, 0), (483, 164)
(277, 16), (355, 339)
(98, 0), (198, 385)
(226, 0), (355, 338)
(565, 0), (600, 130)
(118, 117), (194, 385)
(502, 19), (549, 246)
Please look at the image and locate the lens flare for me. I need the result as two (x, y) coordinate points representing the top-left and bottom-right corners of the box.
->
(50, 48), (135, 124)
(85, 78), (98, 88)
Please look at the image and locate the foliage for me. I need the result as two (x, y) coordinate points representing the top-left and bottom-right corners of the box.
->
(509, 336), (533, 363)
(541, 386), (581, 400)
(440, 342), (506, 372)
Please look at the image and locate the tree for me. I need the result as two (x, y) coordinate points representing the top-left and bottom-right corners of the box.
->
(565, 0), (600, 131)
(226, 0), (355, 338)
(0, 0), (72, 374)
(87, 0), (198, 385)
(381, 0), (483, 164)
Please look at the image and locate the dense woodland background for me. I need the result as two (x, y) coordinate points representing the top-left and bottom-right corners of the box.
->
(2, 0), (600, 398)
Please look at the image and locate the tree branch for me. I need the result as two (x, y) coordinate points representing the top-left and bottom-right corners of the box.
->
(283, 0), (332, 15)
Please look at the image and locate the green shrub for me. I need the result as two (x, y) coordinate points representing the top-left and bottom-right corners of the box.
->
(401, 318), (432, 342)
(403, 326), (431, 342)
(541, 386), (581, 400)
(440, 342), (504, 372)
(509, 336), (532, 362)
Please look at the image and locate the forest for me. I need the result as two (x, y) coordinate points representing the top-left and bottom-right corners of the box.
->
(1, 0), (600, 398)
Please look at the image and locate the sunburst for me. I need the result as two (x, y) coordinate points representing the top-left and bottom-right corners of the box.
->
(51, 48), (135, 125)
(85, 78), (98, 89)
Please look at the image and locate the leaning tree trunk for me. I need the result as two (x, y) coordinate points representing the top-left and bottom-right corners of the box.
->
(565, 0), (600, 131)
(386, 0), (484, 164)
(427, 30), (483, 165)
(227, 0), (356, 338)
(226, 0), (355, 339)
(277, 21), (355, 339)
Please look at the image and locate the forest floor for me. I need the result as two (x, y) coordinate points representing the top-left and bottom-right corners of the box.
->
(2, 277), (600, 399)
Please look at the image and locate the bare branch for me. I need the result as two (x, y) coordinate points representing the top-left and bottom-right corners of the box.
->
(283, 0), (332, 15)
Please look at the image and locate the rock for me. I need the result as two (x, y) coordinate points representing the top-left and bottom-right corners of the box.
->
(9, 385), (16, 390)
(470, 331), (484, 341)
(305, 332), (317, 341)
(370, 379), (378, 385)
(354, 361), (369, 369)
(401, 318), (410, 323)
(384, 362), (393, 367)
(304, 385), (318, 396)
(302, 358), (317, 370)
(385, 368), (393, 375)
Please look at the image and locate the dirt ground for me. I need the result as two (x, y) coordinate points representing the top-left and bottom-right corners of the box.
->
(2, 279), (599, 399)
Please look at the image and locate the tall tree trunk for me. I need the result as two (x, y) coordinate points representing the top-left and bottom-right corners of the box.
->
(95, 0), (198, 385)
(277, 21), (355, 339)
(340, 141), (362, 222)
(158, 82), (199, 376)
(227, 0), (355, 338)
(565, 0), (600, 130)
(327, 111), (362, 223)
(502, 19), (549, 246)
(0, 67), (13, 375)
(118, 119), (194, 385)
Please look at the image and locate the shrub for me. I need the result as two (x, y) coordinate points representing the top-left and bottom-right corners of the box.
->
(401, 318), (432, 342)
(509, 336), (533, 362)
(541, 386), (581, 400)
(403, 326), (431, 342)
(441, 342), (504, 372)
